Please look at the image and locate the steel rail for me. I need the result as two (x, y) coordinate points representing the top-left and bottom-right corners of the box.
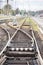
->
(6, 18), (26, 30)
(19, 18), (26, 29)
(6, 18), (33, 40)
(0, 18), (33, 61)
(0, 25), (10, 40)
(31, 28), (43, 65)
(19, 29), (33, 40)
(27, 61), (29, 65)
(0, 25), (10, 64)
(0, 56), (6, 64)
(6, 23), (17, 30)
(0, 18), (26, 56)
(0, 29), (18, 56)
(0, 18), (40, 65)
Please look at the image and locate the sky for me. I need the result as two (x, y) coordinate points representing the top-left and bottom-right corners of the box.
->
(0, 0), (43, 11)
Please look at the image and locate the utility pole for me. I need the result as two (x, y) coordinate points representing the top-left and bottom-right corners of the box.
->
(7, 0), (9, 4)
(6, 0), (9, 15)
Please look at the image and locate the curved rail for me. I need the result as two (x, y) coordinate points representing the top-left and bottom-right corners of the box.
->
(0, 18), (29, 56)
(0, 25), (10, 55)
(0, 25), (10, 64)
(0, 17), (42, 65)
(6, 23), (17, 30)
(19, 29), (33, 40)
(6, 18), (26, 30)
(31, 28), (43, 65)
(0, 25), (10, 40)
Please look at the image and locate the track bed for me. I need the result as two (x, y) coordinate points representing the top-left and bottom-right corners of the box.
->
(9, 30), (32, 48)
(3, 57), (40, 65)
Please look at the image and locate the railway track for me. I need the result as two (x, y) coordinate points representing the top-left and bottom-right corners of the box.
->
(0, 18), (26, 37)
(0, 25), (10, 53)
(34, 31), (43, 59)
(0, 18), (42, 65)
